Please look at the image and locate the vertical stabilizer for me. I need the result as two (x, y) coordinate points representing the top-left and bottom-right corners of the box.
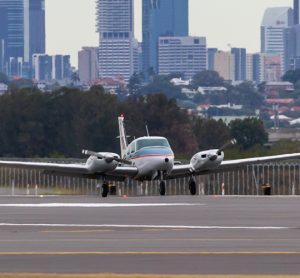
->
(118, 115), (128, 159)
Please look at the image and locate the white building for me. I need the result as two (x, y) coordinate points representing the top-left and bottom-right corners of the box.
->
(158, 36), (207, 79)
(96, 0), (137, 82)
(261, 7), (293, 74)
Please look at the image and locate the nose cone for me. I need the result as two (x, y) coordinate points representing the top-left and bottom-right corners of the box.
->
(159, 155), (174, 173)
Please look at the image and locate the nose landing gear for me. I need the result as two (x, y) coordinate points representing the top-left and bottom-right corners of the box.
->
(159, 180), (166, 196)
(189, 178), (196, 195)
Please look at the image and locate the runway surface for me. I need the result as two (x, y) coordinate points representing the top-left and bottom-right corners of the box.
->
(0, 195), (300, 275)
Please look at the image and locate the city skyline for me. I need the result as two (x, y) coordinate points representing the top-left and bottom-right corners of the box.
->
(46, 0), (293, 66)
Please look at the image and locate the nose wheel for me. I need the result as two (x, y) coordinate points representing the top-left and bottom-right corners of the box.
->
(189, 178), (196, 195)
(159, 181), (166, 196)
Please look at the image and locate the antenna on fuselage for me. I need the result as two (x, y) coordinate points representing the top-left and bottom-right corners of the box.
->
(145, 123), (150, 137)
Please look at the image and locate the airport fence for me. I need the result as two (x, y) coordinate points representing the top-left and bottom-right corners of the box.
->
(0, 160), (300, 196)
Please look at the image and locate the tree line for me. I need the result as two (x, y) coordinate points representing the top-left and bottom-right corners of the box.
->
(0, 86), (270, 158)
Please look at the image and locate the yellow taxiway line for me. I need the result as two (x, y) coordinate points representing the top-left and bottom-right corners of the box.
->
(0, 274), (300, 278)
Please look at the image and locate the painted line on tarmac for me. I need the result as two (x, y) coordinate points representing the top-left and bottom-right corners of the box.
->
(0, 251), (300, 255)
(0, 203), (204, 208)
(0, 223), (296, 230)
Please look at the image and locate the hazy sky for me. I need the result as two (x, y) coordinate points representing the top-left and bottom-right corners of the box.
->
(46, 0), (293, 66)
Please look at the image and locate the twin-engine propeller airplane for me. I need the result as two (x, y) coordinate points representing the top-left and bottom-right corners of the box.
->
(1, 115), (300, 197)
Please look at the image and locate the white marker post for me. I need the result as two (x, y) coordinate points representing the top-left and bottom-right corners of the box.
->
(11, 179), (15, 196)
(221, 183), (225, 196)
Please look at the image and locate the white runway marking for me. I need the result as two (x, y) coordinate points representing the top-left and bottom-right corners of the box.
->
(0, 223), (295, 230)
(0, 203), (203, 208)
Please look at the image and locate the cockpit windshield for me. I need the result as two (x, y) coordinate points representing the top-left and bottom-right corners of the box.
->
(136, 138), (170, 151)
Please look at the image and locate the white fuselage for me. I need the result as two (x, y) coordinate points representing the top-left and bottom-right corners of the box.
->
(125, 137), (174, 180)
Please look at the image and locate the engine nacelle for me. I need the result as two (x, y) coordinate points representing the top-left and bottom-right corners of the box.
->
(86, 152), (119, 173)
(190, 149), (224, 172)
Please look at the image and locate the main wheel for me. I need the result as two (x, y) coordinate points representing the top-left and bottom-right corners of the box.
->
(102, 183), (109, 198)
(189, 179), (197, 195)
(159, 181), (166, 196)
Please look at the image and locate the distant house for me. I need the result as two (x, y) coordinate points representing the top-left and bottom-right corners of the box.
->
(0, 83), (8, 94)
(170, 78), (191, 86)
(264, 82), (294, 96)
(94, 77), (126, 94)
(197, 86), (228, 95)
(181, 88), (198, 98)
(264, 98), (295, 105)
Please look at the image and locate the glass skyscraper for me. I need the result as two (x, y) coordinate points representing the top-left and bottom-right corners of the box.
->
(0, 0), (45, 76)
(142, 0), (189, 75)
(28, 0), (45, 63)
(96, 0), (136, 81)
(295, 0), (299, 24)
(0, 0), (24, 70)
(231, 48), (247, 81)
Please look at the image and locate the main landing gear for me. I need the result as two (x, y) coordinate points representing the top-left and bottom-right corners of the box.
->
(159, 180), (166, 196)
(102, 182), (109, 198)
(99, 177), (109, 198)
(189, 178), (197, 196)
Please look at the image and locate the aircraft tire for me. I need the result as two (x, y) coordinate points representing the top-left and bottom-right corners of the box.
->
(159, 181), (166, 196)
(189, 180), (197, 195)
(102, 183), (109, 198)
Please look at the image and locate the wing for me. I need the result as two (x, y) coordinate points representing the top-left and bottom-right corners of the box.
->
(0, 160), (138, 181)
(168, 153), (300, 179)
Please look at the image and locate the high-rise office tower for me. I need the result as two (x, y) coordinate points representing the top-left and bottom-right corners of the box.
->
(158, 36), (207, 79)
(246, 53), (254, 81)
(207, 48), (218, 71)
(32, 54), (71, 82)
(0, 0), (45, 76)
(27, 0), (45, 63)
(294, 0), (299, 24)
(142, 0), (189, 76)
(284, 25), (300, 71)
(0, 0), (24, 72)
(96, 0), (135, 81)
(261, 7), (293, 74)
(231, 48), (247, 81)
(214, 51), (235, 81)
(78, 47), (99, 84)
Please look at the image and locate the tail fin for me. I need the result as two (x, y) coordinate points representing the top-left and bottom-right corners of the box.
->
(118, 115), (128, 159)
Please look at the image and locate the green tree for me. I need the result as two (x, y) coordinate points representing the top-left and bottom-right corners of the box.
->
(229, 118), (268, 150)
(9, 78), (33, 91)
(282, 69), (300, 84)
(193, 118), (231, 150)
(139, 74), (183, 99)
(128, 72), (142, 94)
(191, 70), (225, 88)
(228, 81), (263, 108)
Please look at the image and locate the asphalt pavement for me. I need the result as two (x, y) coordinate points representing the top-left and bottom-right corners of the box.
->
(0, 195), (299, 275)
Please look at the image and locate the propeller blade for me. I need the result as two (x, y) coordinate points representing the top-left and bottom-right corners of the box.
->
(82, 149), (104, 159)
(82, 149), (132, 165)
(218, 139), (237, 153)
